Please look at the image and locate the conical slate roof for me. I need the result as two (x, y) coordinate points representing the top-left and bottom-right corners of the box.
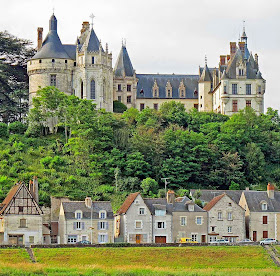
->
(114, 45), (134, 77)
(32, 14), (70, 60)
(199, 64), (212, 82)
(221, 70), (228, 80)
(256, 70), (263, 79)
(85, 28), (103, 52)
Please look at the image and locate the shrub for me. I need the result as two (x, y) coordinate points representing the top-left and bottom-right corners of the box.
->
(40, 156), (53, 168)
(113, 101), (127, 113)
(0, 123), (8, 138)
(8, 121), (27, 134)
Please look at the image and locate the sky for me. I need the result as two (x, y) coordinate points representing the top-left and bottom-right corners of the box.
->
(2, 0), (280, 111)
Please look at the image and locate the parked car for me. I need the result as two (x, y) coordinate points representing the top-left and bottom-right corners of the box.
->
(260, 238), (277, 245)
(179, 237), (198, 244)
(76, 240), (91, 245)
(210, 239), (230, 244)
(238, 239), (253, 243)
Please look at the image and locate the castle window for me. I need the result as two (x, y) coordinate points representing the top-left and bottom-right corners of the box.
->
(165, 81), (172, 98)
(181, 90), (184, 97)
(194, 104), (198, 110)
(154, 89), (158, 97)
(194, 90), (198, 97)
(152, 80), (159, 98)
(65, 60), (67, 64)
(232, 84), (237, 95)
(74, 62), (76, 67)
(179, 81), (185, 98)
(239, 69), (244, 76)
(90, 80), (96, 99)
(50, 74), (56, 87)
(92, 56), (94, 64)
(232, 100), (238, 112)
(167, 90), (171, 97)
(127, 85), (131, 92)
(81, 81), (84, 99)
(246, 84), (251, 95)
(39, 59), (42, 64)
(140, 103), (145, 111)
(223, 85), (227, 94)
(118, 96), (122, 102)
(153, 103), (158, 110)
(258, 85), (262, 94)
(246, 100), (251, 107)
(117, 84), (122, 91)
(52, 59), (55, 63)
(127, 95), (131, 103)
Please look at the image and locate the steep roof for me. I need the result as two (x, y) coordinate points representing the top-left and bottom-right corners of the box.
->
(117, 192), (140, 215)
(63, 44), (76, 60)
(173, 196), (205, 212)
(32, 14), (71, 60)
(143, 198), (173, 215)
(136, 74), (199, 99)
(203, 194), (225, 211)
(62, 201), (113, 219)
(114, 45), (134, 77)
(83, 28), (103, 52)
(0, 183), (21, 215)
(199, 64), (212, 82)
(243, 191), (280, 212)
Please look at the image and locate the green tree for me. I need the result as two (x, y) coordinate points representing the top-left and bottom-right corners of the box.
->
(141, 177), (159, 195)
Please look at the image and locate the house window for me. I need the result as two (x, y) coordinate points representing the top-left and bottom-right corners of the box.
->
(99, 221), (106, 230)
(118, 96), (122, 102)
(188, 205), (194, 212)
(262, 202), (268, 211)
(117, 84), (122, 91)
(135, 220), (142, 229)
(232, 84), (237, 94)
(246, 84), (252, 95)
(228, 226), (232, 233)
(140, 103), (145, 111)
(127, 96), (131, 103)
(180, 217), (187, 226)
(196, 217), (202, 225)
(99, 211), (106, 219)
(153, 103), (158, 110)
(76, 212), (82, 219)
(263, 216), (268, 225)
(127, 84), (131, 92)
(263, 231), (268, 239)
(157, 221), (165, 229)
(92, 56), (94, 64)
(227, 212), (232, 220)
(155, 210), (166, 216)
(209, 236), (216, 242)
(224, 85), (227, 94)
(19, 206), (23, 213)
(191, 234), (197, 242)
(228, 203), (232, 206)
(76, 221), (82, 229)
(29, 236), (34, 243)
(98, 234), (108, 243)
(246, 100), (251, 107)
(19, 219), (27, 228)
(218, 212), (222, 220)
(90, 80), (96, 99)
(211, 226), (215, 232)
(50, 74), (57, 86)
(82, 236), (87, 241)
(68, 235), (77, 243)
(139, 208), (145, 215)
(232, 100), (238, 112)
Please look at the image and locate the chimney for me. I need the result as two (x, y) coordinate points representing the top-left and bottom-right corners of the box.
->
(227, 55), (231, 62)
(230, 42), (236, 56)
(33, 176), (39, 203)
(245, 187), (250, 191)
(267, 183), (275, 199)
(85, 197), (92, 208)
(29, 180), (34, 197)
(81, 21), (90, 35)
(167, 190), (175, 204)
(238, 42), (245, 54)
(255, 53), (258, 67)
(220, 55), (226, 66)
(37, 27), (43, 51)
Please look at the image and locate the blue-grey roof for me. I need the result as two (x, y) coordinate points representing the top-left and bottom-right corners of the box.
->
(136, 74), (199, 99)
(114, 46), (134, 77)
(85, 28), (103, 52)
(143, 198), (173, 215)
(199, 64), (212, 82)
(63, 45), (76, 60)
(173, 196), (205, 212)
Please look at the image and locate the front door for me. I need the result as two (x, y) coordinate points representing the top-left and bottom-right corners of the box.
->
(9, 235), (23, 245)
(201, 235), (206, 243)
(136, 234), (141, 244)
(155, 236), (166, 243)
(253, 231), (257, 242)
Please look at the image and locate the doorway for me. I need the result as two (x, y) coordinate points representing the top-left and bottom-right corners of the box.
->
(8, 235), (23, 245)
(136, 234), (141, 244)
(253, 231), (257, 242)
(155, 236), (166, 243)
(201, 235), (206, 243)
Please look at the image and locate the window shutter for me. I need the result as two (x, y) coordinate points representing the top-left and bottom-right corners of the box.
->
(98, 222), (100, 230)
(98, 234), (101, 243)
(82, 222), (85, 230)
(73, 222), (76, 230)
(105, 234), (108, 243)
(106, 222), (109, 230)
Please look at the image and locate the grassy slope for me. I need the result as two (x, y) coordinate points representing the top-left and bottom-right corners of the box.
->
(0, 246), (278, 275)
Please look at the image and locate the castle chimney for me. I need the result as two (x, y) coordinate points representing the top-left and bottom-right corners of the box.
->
(230, 42), (236, 56)
(33, 176), (39, 203)
(81, 21), (90, 35)
(255, 53), (258, 68)
(238, 42), (245, 54)
(167, 190), (175, 204)
(37, 27), (43, 51)
(85, 197), (92, 208)
(220, 55), (226, 66)
(267, 183), (275, 199)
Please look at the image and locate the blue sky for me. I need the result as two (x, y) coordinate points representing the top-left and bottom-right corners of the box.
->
(3, 0), (280, 111)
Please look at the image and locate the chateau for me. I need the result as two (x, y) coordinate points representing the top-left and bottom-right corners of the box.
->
(27, 14), (266, 115)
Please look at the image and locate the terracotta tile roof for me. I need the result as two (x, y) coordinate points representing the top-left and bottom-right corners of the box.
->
(0, 183), (21, 215)
(203, 193), (225, 211)
(117, 192), (140, 215)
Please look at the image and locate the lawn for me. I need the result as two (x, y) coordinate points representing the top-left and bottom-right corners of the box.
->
(0, 246), (278, 275)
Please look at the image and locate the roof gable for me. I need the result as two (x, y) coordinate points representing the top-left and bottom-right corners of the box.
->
(203, 194), (225, 211)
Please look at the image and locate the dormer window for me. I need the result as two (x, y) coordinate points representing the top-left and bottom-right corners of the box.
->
(179, 80), (186, 98)
(152, 80), (159, 98)
(165, 81), (172, 98)
(239, 69), (244, 76)
(155, 209), (166, 216)
(75, 211), (82, 220)
(188, 204), (194, 212)
(99, 210), (107, 219)
(261, 202), (268, 211)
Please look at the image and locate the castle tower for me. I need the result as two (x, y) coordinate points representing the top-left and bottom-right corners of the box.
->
(73, 22), (113, 111)
(113, 43), (137, 108)
(27, 14), (75, 106)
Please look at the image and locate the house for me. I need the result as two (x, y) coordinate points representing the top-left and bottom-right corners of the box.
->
(172, 196), (208, 243)
(0, 178), (44, 245)
(203, 193), (245, 242)
(239, 183), (280, 241)
(58, 197), (114, 244)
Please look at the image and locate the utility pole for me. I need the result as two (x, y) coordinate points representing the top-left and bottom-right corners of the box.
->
(161, 178), (170, 195)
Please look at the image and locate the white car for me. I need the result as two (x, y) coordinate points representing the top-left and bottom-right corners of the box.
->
(238, 239), (253, 243)
(260, 238), (277, 245)
(210, 239), (230, 244)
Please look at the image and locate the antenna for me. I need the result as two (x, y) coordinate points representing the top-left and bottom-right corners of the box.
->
(90, 13), (95, 28)
(205, 55), (207, 65)
(52, 7), (55, 14)
(243, 20), (245, 32)
(161, 178), (170, 195)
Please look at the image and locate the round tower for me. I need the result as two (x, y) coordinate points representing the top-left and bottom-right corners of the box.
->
(27, 14), (75, 107)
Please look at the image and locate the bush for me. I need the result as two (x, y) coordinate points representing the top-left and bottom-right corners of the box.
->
(40, 156), (53, 168)
(141, 177), (159, 195)
(8, 121), (27, 134)
(0, 123), (8, 138)
(113, 101), (127, 113)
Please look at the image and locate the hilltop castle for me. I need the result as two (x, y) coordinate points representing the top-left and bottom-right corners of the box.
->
(27, 14), (266, 115)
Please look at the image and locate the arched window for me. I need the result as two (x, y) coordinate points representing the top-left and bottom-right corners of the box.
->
(81, 81), (84, 99)
(90, 80), (96, 99)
